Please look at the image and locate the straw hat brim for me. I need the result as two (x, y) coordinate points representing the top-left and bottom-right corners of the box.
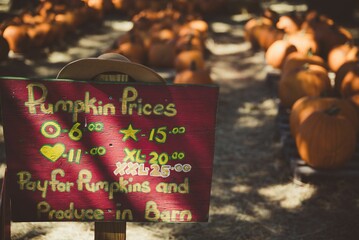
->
(56, 53), (165, 83)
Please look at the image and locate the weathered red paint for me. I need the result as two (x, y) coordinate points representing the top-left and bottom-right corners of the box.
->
(0, 78), (218, 222)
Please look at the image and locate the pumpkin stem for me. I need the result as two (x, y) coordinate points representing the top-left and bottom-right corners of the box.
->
(302, 62), (310, 70)
(324, 105), (341, 116)
(306, 47), (313, 57)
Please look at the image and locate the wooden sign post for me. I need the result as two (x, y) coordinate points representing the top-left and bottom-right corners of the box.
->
(0, 76), (218, 239)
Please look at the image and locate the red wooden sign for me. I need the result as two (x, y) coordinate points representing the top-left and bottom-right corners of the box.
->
(0, 78), (218, 223)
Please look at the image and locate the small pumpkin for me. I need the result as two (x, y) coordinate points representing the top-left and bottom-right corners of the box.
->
(285, 31), (318, 55)
(276, 15), (301, 35)
(174, 60), (212, 84)
(2, 24), (30, 53)
(174, 49), (205, 72)
(334, 60), (359, 98)
(187, 19), (208, 40)
(290, 96), (359, 137)
(244, 17), (273, 50)
(265, 39), (297, 69)
(327, 42), (359, 72)
(281, 50), (327, 73)
(255, 26), (284, 51)
(278, 63), (332, 108)
(295, 104), (357, 169)
(302, 14), (352, 60)
(115, 33), (146, 64)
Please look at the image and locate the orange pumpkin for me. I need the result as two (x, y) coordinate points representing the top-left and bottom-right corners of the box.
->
(255, 26), (284, 51)
(281, 51), (327, 73)
(334, 60), (359, 98)
(265, 40), (297, 69)
(2, 24), (30, 53)
(276, 15), (300, 35)
(244, 17), (273, 50)
(290, 96), (359, 137)
(115, 36), (146, 64)
(295, 104), (357, 169)
(187, 19), (208, 40)
(174, 49), (205, 72)
(285, 31), (318, 55)
(174, 60), (212, 84)
(278, 63), (332, 108)
(302, 14), (352, 60)
(327, 43), (359, 72)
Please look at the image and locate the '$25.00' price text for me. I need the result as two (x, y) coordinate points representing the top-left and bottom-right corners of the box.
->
(113, 162), (192, 178)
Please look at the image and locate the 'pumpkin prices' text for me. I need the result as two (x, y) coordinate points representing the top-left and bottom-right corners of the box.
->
(25, 83), (177, 122)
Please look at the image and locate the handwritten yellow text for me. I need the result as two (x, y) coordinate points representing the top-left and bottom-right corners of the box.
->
(25, 83), (116, 122)
(37, 201), (104, 220)
(145, 200), (192, 222)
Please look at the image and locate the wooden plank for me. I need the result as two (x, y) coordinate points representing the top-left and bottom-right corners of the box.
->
(95, 222), (126, 240)
(0, 169), (10, 240)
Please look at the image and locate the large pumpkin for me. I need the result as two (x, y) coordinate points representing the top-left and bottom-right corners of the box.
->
(295, 104), (357, 169)
(278, 63), (332, 108)
(290, 96), (359, 137)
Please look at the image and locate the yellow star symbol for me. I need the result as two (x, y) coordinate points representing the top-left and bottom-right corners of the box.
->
(119, 123), (140, 141)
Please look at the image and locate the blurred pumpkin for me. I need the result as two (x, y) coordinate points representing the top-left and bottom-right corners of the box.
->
(327, 42), (359, 72)
(281, 50), (327, 73)
(244, 17), (273, 50)
(174, 49), (205, 72)
(334, 60), (359, 98)
(2, 24), (29, 53)
(174, 60), (212, 84)
(115, 33), (146, 64)
(278, 63), (332, 108)
(285, 31), (318, 55)
(302, 13), (352, 60)
(265, 39), (297, 69)
(276, 14), (301, 35)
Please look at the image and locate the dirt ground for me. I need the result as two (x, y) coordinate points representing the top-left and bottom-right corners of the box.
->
(1, 1), (359, 240)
